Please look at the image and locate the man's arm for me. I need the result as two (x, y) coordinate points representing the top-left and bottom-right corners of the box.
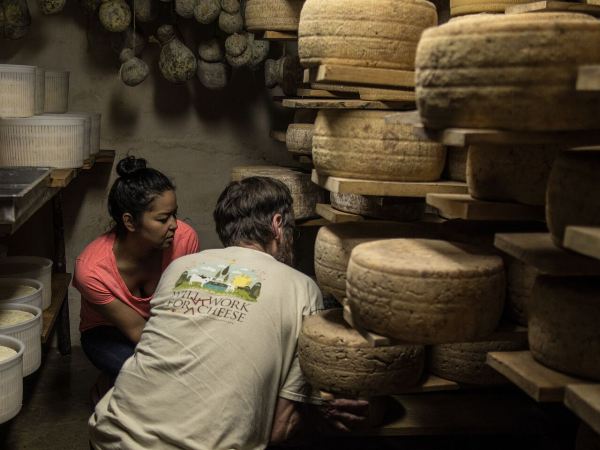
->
(88, 300), (146, 344)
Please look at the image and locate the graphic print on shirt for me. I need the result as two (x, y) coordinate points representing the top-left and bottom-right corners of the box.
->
(167, 262), (263, 324)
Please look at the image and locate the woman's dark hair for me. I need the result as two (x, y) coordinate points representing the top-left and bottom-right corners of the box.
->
(213, 177), (294, 247)
(108, 156), (175, 236)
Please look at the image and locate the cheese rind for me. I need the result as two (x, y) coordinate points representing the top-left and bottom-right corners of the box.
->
(245, 0), (304, 31)
(506, 258), (537, 326)
(330, 193), (425, 221)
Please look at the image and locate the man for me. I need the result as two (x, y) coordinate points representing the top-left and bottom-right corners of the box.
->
(89, 176), (368, 449)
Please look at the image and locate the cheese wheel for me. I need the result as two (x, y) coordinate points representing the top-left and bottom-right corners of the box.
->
(313, 110), (446, 182)
(347, 239), (505, 343)
(230, 165), (325, 220)
(0, 310), (34, 327)
(286, 123), (313, 155)
(450, 0), (530, 17)
(546, 150), (600, 246)
(0, 345), (17, 362)
(528, 276), (600, 381)
(467, 144), (560, 206)
(445, 147), (467, 182)
(505, 258), (537, 326)
(315, 222), (443, 300)
(416, 13), (600, 131)
(298, 309), (425, 396)
(245, 0), (304, 31)
(330, 192), (425, 221)
(299, 0), (437, 70)
(429, 326), (527, 385)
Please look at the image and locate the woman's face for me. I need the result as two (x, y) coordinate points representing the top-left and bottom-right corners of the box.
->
(137, 190), (178, 249)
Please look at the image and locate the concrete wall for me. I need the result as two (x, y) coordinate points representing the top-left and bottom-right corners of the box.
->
(1, 1), (296, 345)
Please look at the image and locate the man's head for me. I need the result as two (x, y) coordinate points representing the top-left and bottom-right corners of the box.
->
(213, 177), (295, 265)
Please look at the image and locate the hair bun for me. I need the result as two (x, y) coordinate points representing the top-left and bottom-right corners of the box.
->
(116, 156), (147, 177)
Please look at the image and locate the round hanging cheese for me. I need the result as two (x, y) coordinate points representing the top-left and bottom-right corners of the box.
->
(546, 150), (600, 246)
(330, 192), (425, 221)
(416, 13), (600, 131)
(245, 0), (304, 31)
(528, 276), (600, 381)
(298, 309), (425, 396)
(313, 110), (446, 182)
(450, 0), (530, 17)
(299, 0), (437, 71)
(347, 239), (505, 343)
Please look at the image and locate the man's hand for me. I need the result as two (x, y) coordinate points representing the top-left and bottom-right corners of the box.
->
(318, 396), (370, 432)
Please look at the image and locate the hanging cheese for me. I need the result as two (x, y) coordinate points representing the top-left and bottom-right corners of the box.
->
(219, 11), (244, 34)
(198, 38), (223, 62)
(248, 38), (270, 69)
(157, 25), (197, 83)
(120, 49), (150, 87)
(175, 0), (197, 18)
(330, 192), (425, 221)
(265, 55), (301, 96)
(221, 0), (239, 13)
(197, 60), (228, 89)
(99, 0), (132, 32)
(39, 0), (66, 14)
(134, 0), (158, 21)
(194, 0), (220, 23)
(245, 0), (304, 32)
(1, 0), (31, 39)
(225, 33), (248, 57)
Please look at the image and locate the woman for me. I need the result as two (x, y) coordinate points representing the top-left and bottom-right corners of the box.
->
(74, 156), (199, 381)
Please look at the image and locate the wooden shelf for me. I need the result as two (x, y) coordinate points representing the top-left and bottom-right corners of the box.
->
(42, 272), (72, 344)
(397, 374), (460, 395)
(564, 384), (600, 435)
(506, 0), (600, 16)
(282, 98), (410, 110)
(563, 226), (600, 261)
(312, 170), (468, 197)
(494, 232), (600, 276)
(308, 64), (415, 89)
(316, 203), (364, 223)
(487, 351), (593, 402)
(261, 30), (298, 41)
(296, 217), (329, 228)
(296, 88), (352, 99)
(426, 194), (545, 221)
(577, 65), (600, 91)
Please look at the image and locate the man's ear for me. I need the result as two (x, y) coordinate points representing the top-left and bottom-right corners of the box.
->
(271, 213), (284, 240)
(122, 213), (137, 233)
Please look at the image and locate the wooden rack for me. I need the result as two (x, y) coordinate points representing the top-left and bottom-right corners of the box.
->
(564, 385), (600, 435)
(315, 203), (364, 223)
(563, 226), (600, 261)
(281, 98), (410, 110)
(261, 30), (298, 41)
(505, 0), (600, 16)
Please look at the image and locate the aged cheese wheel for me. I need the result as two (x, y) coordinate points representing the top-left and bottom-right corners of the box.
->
(315, 222), (443, 301)
(429, 325), (527, 385)
(416, 13), (600, 131)
(230, 166), (325, 220)
(330, 192), (425, 221)
(467, 144), (560, 206)
(450, 0), (529, 17)
(299, 0), (437, 70)
(347, 239), (505, 343)
(298, 309), (425, 396)
(506, 258), (537, 326)
(286, 123), (313, 155)
(0, 345), (17, 361)
(546, 150), (600, 246)
(245, 0), (304, 32)
(313, 110), (446, 182)
(528, 276), (600, 381)
(446, 147), (466, 182)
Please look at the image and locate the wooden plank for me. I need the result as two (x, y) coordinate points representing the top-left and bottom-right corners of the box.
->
(487, 351), (592, 402)
(316, 203), (364, 223)
(311, 81), (362, 94)
(296, 217), (328, 227)
(282, 98), (407, 110)
(95, 149), (116, 164)
(296, 88), (350, 98)
(564, 226), (600, 261)
(506, 0), (600, 16)
(397, 374), (460, 394)
(42, 272), (72, 344)
(262, 30), (298, 41)
(49, 169), (77, 188)
(343, 303), (395, 347)
(269, 130), (287, 143)
(358, 88), (416, 102)
(564, 384), (600, 435)
(315, 64), (415, 89)
(494, 232), (600, 276)
(577, 65), (600, 91)
(426, 193), (545, 221)
(312, 170), (469, 197)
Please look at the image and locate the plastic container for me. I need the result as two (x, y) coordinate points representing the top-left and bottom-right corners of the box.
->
(0, 278), (43, 310)
(0, 116), (86, 169)
(45, 112), (92, 160)
(0, 303), (42, 376)
(0, 64), (36, 118)
(0, 257), (53, 310)
(0, 335), (24, 424)
(34, 67), (45, 115)
(44, 70), (69, 113)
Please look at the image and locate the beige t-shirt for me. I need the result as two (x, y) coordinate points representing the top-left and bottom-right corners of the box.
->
(89, 247), (324, 450)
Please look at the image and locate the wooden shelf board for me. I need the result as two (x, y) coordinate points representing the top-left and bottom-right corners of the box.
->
(577, 65), (600, 91)
(487, 351), (593, 402)
(316, 203), (364, 223)
(269, 130), (287, 143)
(296, 88), (351, 99)
(0, 187), (59, 236)
(42, 273), (72, 344)
(49, 169), (78, 188)
(262, 30), (298, 41)
(494, 232), (600, 276)
(565, 384), (600, 435)
(282, 98), (409, 110)
(296, 217), (329, 228)
(312, 170), (468, 197)
(310, 64), (415, 89)
(426, 193), (545, 221)
(396, 374), (460, 394)
(563, 226), (600, 261)
(506, 0), (600, 16)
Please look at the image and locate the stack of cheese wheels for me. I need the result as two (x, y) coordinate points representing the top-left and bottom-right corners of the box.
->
(299, 0), (437, 72)
(450, 0), (530, 17)
(347, 239), (505, 343)
(429, 324), (527, 385)
(245, 0), (305, 32)
(315, 222), (443, 301)
(0, 115), (85, 169)
(313, 110), (446, 181)
(505, 258), (537, 326)
(416, 13), (600, 131)
(330, 193), (425, 222)
(0, 279), (43, 310)
(546, 150), (600, 246)
(0, 303), (42, 377)
(0, 335), (24, 425)
(467, 144), (561, 206)
(0, 257), (53, 310)
(445, 147), (467, 182)
(298, 309), (425, 396)
(230, 165), (325, 220)
(528, 276), (600, 381)
(34, 67), (45, 115)
(0, 65), (36, 118)
(286, 123), (313, 156)
(44, 70), (70, 113)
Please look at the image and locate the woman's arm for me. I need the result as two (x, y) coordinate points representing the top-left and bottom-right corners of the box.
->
(87, 300), (147, 344)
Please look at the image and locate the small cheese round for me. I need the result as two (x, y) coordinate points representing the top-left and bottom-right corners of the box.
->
(0, 345), (17, 362)
(0, 310), (34, 327)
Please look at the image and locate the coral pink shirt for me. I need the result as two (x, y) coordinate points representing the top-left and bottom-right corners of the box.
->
(74, 220), (199, 332)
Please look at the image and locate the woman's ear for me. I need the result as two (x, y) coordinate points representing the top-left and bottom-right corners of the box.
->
(271, 213), (284, 240)
(122, 213), (137, 233)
